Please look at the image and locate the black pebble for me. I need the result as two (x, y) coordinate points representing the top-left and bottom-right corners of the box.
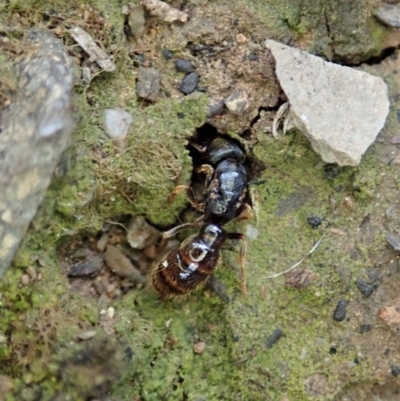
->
(175, 58), (194, 73)
(162, 49), (174, 60)
(391, 365), (400, 377)
(356, 278), (377, 297)
(333, 299), (347, 322)
(266, 328), (284, 349)
(307, 215), (323, 229)
(179, 72), (199, 95)
(177, 112), (185, 119)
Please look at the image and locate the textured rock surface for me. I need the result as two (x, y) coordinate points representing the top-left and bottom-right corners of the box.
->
(0, 29), (74, 276)
(266, 39), (390, 166)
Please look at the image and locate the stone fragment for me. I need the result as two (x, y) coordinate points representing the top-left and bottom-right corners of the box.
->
(265, 328), (284, 348)
(175, 59), (194, 73)
(104, 244), (147, 284)
(179, 72), (199, 94)
(136, 67), (160, 101)
(208, 99), (225, 116)
(224, 88), (249, 115)
(374, 4), (400, 27)
(128, 4), (146, 40)
(386, 233), (400, 252)
(104, 109), (133, 139)
(333, 299), (348, 322)
(193, 341), (206, 354)
(141, 0), (188, 23)
(127, 216), (160, 250)
(265, 40), (390, 166)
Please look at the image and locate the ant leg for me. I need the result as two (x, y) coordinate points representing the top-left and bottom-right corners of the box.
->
(169, 185), (202, 210)
(196, 164), (214, 188)
(158, 216), (204, 253)
(235, 203), (253, 222)
(227, 233), (248, 297)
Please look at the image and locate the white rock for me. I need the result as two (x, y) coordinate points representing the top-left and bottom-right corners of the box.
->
(265, 40), (390, 166)
(104, 109), (133, 139)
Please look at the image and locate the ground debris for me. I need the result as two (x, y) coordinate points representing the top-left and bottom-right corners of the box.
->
(285, 267), (316, 289)
(104, 244), (147, 284)
(378, 298), (400, 328)
(141, 0), (188, 23)
(136, 67), (160, 100)
(265, 328), (284, 348)
(333, 299), (348, 322)
(69, 26), (116, 72)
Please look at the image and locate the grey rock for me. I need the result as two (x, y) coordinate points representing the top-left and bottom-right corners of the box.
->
(136, 67), (160, 101)
(175, 59), (194, 73)
(179, 72), (199, 94)
(265, 40), (390, 166)
(374, 4), (400, 28)
(104, 109), (133, 139)
(224, 88), (249, 115)
(0, 29), (74, 276)
(386, 233), (400, 252)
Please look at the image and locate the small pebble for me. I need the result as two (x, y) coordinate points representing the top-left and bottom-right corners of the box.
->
(333, 299), (347, 322)
(236, 33), (247, 44)
(356, 278), (377, 298)
(225, 88), (249, 115)
(179, 72), (200, 95)
(193, 341), (206, 354)
(104, 244), (147, 284)
(386, 233), (400, 252)
(104, 109), (133, 139)
(21, 274), (30, 285)
(208, 99), (225, 116)
(127, 216), (160, 250)
(391, 365), (400, 377)
(76, 330), (97, 341)
(136, 67), (160, 101)
(162, 49), (174, 59)
(307, 216), (323, 229)
(107, 307), (115, 319)
(175, 58), (194, 73)
(67, 256), (103, 278)
(128, 4), (146, 39)
(266, 328), (284, 348)
(96, 233), (109, 252)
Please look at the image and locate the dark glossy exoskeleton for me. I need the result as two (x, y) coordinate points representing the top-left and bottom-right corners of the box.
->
(194, 136), (249, 225)
(152, 223), (245, 299)
(153, 134), (251, 299)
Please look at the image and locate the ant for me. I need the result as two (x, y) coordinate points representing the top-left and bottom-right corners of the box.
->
(152, 133), (252, 299)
